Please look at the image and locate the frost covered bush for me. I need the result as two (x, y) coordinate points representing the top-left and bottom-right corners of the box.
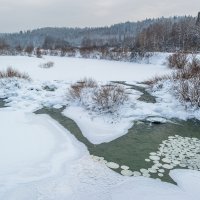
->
(172, 58), (200, 107)
(167, 52), (188, 69)
(68, 79), (128, 113)
(0, 67), (31, 80)
(93, 84), (128, 112)
(174, 77), (200, 107)
(39, 61), (54, 68)
(172, 56), (200, 80)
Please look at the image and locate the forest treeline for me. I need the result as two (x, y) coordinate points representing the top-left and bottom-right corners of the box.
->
(0, 15), (200, 58)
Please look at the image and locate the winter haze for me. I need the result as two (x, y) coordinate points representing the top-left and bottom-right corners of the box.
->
(0, 0), (199, 32)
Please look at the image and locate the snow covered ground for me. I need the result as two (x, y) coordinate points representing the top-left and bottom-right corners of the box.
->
(0, 54), (200, 199)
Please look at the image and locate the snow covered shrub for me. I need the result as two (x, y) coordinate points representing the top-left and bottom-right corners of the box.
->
(172, 57), (200, 107)
(0, 67), (31, 80)
(146, 54), (200, 108)
(68, 80), (129, 113)
(92, 84), (128, 112)
(167, 52), (188, 69)
(68, 78), (97, 101)
(174, 77), (200, 107)
(39, 61), (54, 68)
(172, 59), (200, 80)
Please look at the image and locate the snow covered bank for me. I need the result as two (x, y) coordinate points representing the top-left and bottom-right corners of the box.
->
(0, 55), (170, 81)
(0, 78), (69, 111)
(0, 109), (86, 186)
(63, 106), (134, 144)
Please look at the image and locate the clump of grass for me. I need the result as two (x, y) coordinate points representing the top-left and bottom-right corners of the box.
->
(0, 67), (31, 80)
(39, 61), (54, 68)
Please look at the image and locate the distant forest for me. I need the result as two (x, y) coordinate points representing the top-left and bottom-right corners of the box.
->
(0, 15), (200, 58)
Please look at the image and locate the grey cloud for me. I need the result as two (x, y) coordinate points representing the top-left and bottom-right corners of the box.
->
(0, 0), (199, 32)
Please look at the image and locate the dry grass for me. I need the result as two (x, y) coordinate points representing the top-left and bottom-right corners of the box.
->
(0, 67), (31, 80)
(144, 74), (171, 85)
(68, 78), (97, 101)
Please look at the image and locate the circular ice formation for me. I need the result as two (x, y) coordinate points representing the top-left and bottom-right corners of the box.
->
(140, 168), (149, 173)
(99, 160), (107, 165)
(92, 156), (101, 161)
(172, 160), (180, 165)
(162, 158), (171, 163)
(154, 163), (162, 167)
(152, 164), (159, 170)
(148, 168), (157, 173)
(121, 165), (129, 170)
(106, 162), (119, 169)
(133, 171), (141, 176)
(162, 164), (173, 169)
(150, 152), (157, 156)
(146, 117), (167, 124)
(121, 170), (133, 176)
(142, 173), (150, 178)
(149, 156), (160, 161)
(158, 169), (165, 173)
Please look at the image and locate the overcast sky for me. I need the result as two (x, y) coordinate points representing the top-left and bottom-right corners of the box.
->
(0, 0), (199, 32)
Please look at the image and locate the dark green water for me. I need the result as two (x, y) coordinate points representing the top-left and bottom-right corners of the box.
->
(35, 107), (200, 184)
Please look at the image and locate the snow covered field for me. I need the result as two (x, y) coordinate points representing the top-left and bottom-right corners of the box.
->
(0, 55), (200, 199)
(0, 55), (170, 81)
